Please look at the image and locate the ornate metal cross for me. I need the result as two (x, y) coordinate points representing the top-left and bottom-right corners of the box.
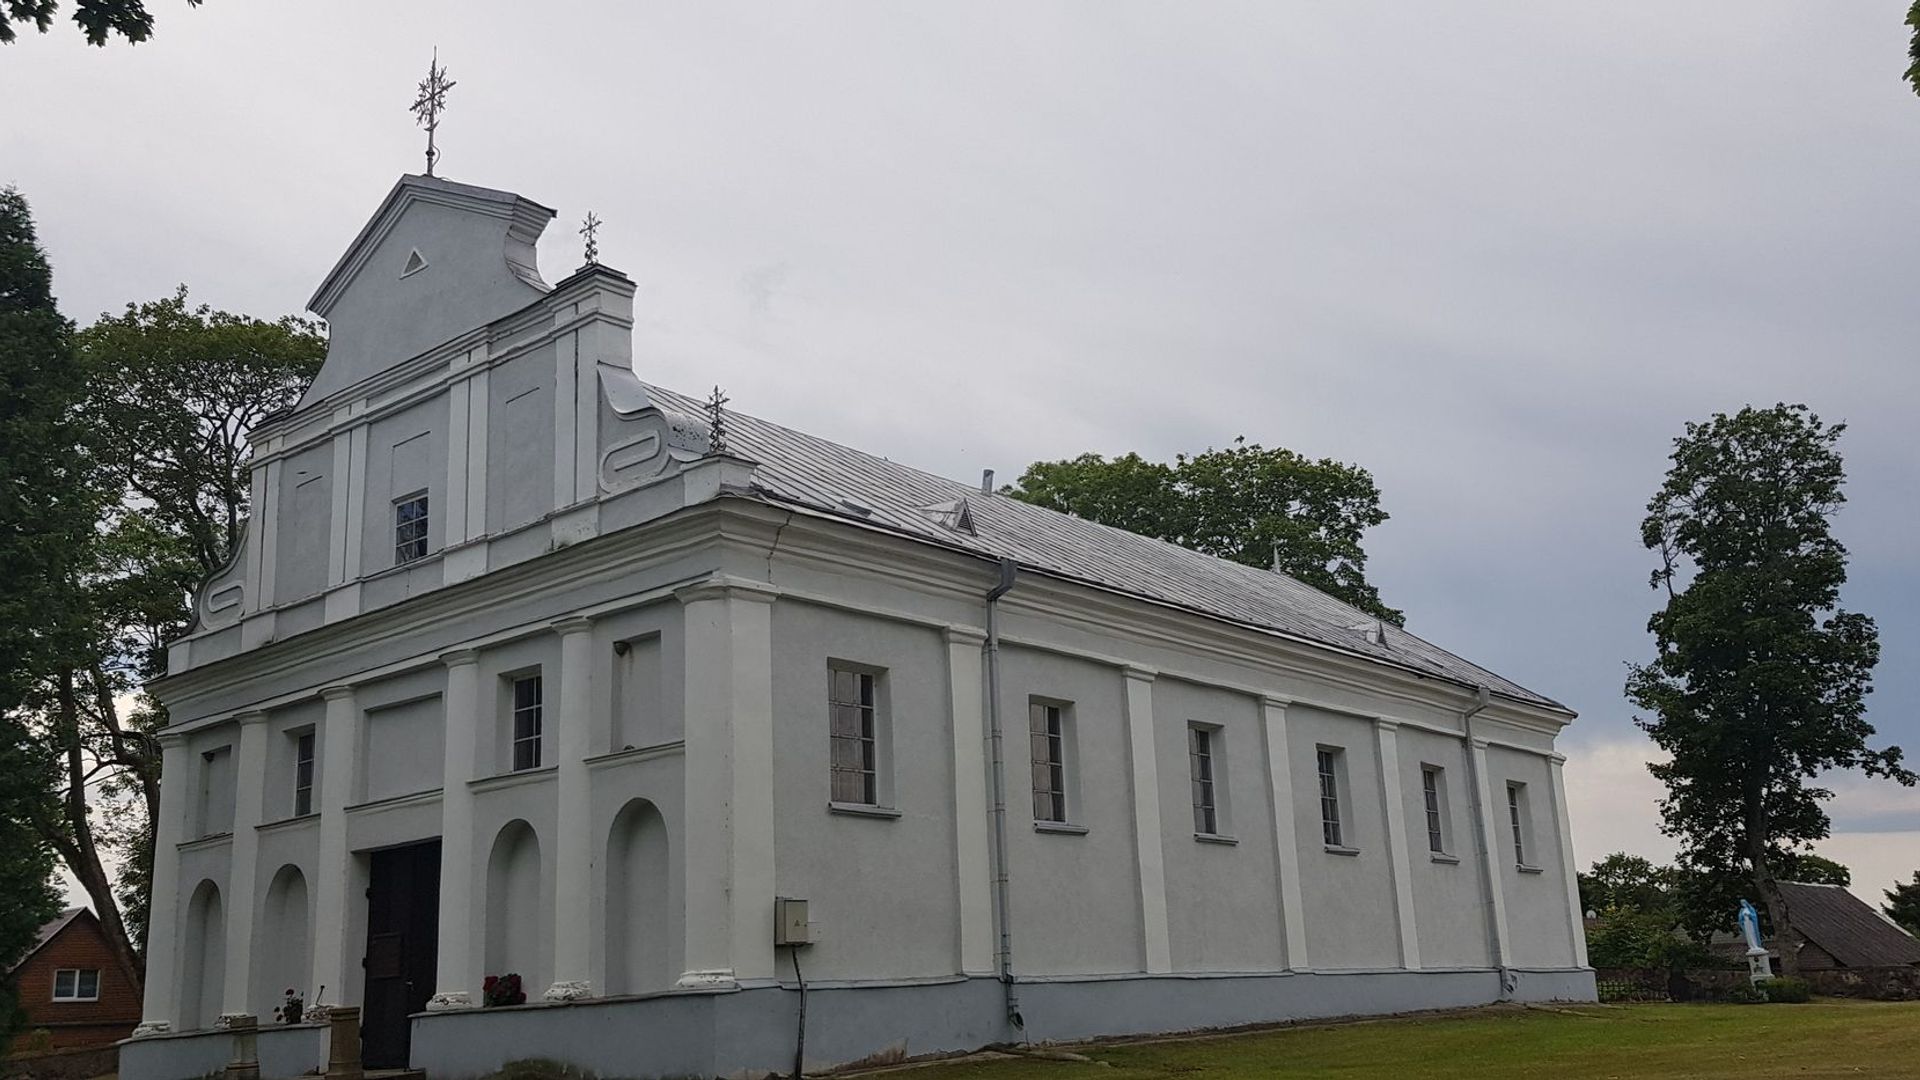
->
(580, 211), (602, 265)
(410, 48), (457, 177)
(706, 385), (731, 455)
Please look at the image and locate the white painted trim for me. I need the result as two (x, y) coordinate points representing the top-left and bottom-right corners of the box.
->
(136, 739), (193, 1032)
(465, 366), (489, 539)
(257, 459), (281, 610)
(327, 429), (352, 588)
(1373, 719), (1421, 971)
(944, 628), (996, 976)
(310, 686), (362, 1011)
(548, 618), (597, 999)
(221, 716), (269, 1014)
(431, 652), (482, 1005)
(1122, 668), (1172, 974)
(445, 377), (470, 547)
(1547, 757), (1589, 967)
(1261, 698), (1310, 972)
(244, 465), (268, 605)
(342, 425), (368, 581)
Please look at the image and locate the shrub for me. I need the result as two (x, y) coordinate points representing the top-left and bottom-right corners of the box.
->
(1724, 983), (1767, 1004)
(482, 972), (526, 1008)
(1759, 976), (1812, 1003)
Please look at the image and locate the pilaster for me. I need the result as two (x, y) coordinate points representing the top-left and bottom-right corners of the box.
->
(221, 712), (271, 1017)
(428, 651), (481, 1011)
(1547, 754), (1589, 967)
(546, 617), (597, 1002)
(133, 733), (192, 1037)
(943, 625), (994, 976)
(1471, 737), (1513, 970)
(1373, 718), (1421, 970)
(1260, 697), (1310, 971)
(310, 686), (361, 1009)
(1122, 666), (1171, 974)
(674, 576), (778, 988)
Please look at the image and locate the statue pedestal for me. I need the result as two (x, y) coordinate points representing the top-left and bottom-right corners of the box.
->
(1746, 947), (1773, 985)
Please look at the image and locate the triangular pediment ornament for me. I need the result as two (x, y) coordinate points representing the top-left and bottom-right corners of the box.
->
(401, 248), (429, 278)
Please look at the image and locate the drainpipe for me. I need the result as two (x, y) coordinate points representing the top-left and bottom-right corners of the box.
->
(983, 557), (1024, 1034)
(1461, 684), (1514, 1000)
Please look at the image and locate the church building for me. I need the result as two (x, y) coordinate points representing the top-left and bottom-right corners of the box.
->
(123, 174), (1593, 1080)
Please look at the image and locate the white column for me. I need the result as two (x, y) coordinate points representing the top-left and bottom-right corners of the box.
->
(133, 735), (192, 1037)
(1260, 697), (1310, 971)
(310, 686), (361, 1010)
(427, 651), (481, 1010)
(1471, 737), (1513, 970)
(220, 712), (271, 1018)
(1548, 753), (1589, 967)
(1122, 667), (1172, 974)
(1373, 718), (1421, 971)
(545, 617), (597, 1001)
(675, 577), (778, 988)
(327, 430), (353, 587)
(944, 626), (995, 976)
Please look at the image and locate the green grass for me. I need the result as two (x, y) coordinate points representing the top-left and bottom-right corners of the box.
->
(923, 1002), (1920, 1080)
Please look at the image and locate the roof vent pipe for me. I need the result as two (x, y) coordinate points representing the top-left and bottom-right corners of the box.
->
(981, 469), (995, 495)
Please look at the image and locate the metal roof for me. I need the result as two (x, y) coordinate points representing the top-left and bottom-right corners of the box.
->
(649, 386), (1564, 711)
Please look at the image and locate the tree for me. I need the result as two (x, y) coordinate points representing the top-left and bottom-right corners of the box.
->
(0, 186), (77, 1054)
(1885, 872), (1920, 937)
(1007, 438), (1403, 624)
(1782, 852), (1850, 887)
(1908, 3), (1920, 98)
(1626, 403), (1914, 976)
(1578, 852), (1674, 916)
(1, 0), (201, 46)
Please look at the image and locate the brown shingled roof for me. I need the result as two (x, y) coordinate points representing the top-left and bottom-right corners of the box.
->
(1779, 881), (1920, 968)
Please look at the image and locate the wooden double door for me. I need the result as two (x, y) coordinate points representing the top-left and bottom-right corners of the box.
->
(361, 840), (441, 1070)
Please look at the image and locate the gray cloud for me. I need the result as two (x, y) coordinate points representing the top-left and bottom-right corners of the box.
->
(5, 1), (1915, 848)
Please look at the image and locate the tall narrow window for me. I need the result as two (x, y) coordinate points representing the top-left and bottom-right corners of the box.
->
(293, 731), (316, 817)
(829, 668), (878, 805)
(1422, 766), (1445, 854)
(394, 491), (429, 563)
(1507, 782), (1527, 865)
(1317, 748), (1343, 848)
(1190, 726), (1218, 835)
(512, 674), (543, 771)
(1030, 702), (1067, 823)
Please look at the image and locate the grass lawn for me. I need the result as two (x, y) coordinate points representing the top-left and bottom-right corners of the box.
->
(921, 1001), (1920, 1080)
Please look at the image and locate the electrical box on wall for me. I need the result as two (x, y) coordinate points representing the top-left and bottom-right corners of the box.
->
(774, 896), (811, 946)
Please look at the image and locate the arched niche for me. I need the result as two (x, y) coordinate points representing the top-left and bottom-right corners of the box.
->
(180, 879), (225, 1030)
(255, 864), (311, 1016)
(605, 798), (671, 994)
(484, 819), (545, 991)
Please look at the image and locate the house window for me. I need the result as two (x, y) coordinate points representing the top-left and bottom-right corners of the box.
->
(511, 674), (543, 771)
(1317, 747), (1344, 848)
(52, 969), (100, 1002)
(1507, 782), (1530, 866)
(1030, 702), (1068, 823)
(293, 731), (316, 817)
(829, 667), (879, 805)
(1190, 725), (1219, 835)
(1422, 766), (1445, 854)
(394, 491), (429, 564)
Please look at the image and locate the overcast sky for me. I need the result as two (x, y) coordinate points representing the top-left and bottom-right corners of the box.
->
(6, 1), (1917, 904)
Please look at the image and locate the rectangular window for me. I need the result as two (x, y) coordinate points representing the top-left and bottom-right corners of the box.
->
(1508, 782), (1528, 865)
(1190, 726), (1218, 835)
(511, 674), (543, 771)
(829, 668), (878, 805)
(1030, 702), (1067, 823)
(1422, 766), (1445, 854)
(293, 731), (316, 817)
(52, 969), (100, 1002)
(1317, 747), (1343, 848)
(394, 491), (429, 564)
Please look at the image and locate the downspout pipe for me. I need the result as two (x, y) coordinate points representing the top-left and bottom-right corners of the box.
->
(1460, 684), (1514, 1000)
(983, 557), (1024, 1033)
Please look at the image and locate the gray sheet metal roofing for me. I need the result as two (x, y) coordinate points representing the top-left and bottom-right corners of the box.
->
(649, 385), (1564, 712)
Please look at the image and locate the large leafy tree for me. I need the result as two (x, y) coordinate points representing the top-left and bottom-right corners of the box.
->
(1885, 872), (1920, 937)
(0, 187), (81, 1050)
(1, 0), (200, 45)
(1626, 404), (1913, 975)
(1577, 852), (1674, 917)
(1007, 438), (1402, 625)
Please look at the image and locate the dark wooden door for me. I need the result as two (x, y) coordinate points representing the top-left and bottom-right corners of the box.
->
(361, 840), (441, 1070)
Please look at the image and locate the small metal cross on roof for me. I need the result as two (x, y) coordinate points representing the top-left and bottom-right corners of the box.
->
(410, 47), (457, 177)
(705, 385), (730, 455)
(580, 211), (602, 266)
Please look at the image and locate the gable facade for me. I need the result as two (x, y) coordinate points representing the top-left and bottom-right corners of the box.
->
(10, 910), (143, 1050)
(124, 175), (1593, 1080)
